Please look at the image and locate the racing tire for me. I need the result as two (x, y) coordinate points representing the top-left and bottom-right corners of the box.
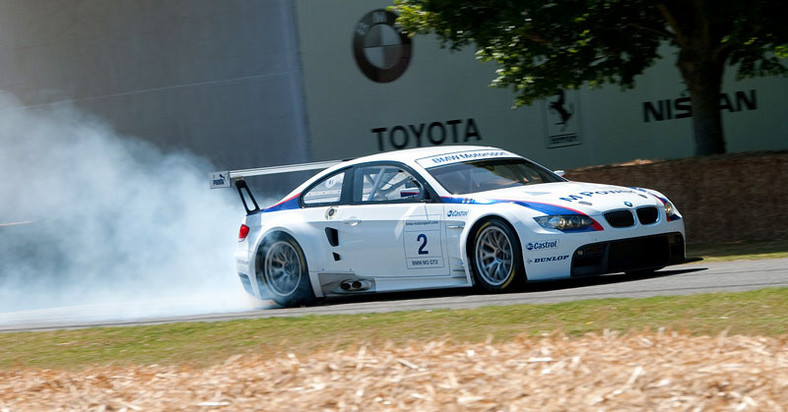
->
(469, 218), (525, 293)
(257, 232), (315, 307)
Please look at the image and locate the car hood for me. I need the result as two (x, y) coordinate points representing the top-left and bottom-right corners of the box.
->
(461, 182), (663, 215)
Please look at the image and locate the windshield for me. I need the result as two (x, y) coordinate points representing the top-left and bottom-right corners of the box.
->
(427, 158), (564, 195)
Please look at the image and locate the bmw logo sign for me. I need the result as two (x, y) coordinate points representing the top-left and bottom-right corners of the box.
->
(624, 201), (633, 207)
(352, 9), (412, 83)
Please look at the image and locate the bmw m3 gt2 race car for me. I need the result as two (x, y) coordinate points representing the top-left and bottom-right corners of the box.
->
(211, 146), (685, 307)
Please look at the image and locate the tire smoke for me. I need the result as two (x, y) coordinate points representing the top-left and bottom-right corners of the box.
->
(0, 93), (262, 325)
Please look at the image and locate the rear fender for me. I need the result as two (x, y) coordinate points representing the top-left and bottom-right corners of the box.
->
(252, 217), (329, 298)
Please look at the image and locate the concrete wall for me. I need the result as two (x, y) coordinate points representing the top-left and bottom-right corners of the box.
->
(0, 0), (311, 191)
(0, 0), (785, 191)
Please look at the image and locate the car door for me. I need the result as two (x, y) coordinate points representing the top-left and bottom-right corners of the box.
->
(335, 163), (448, 278)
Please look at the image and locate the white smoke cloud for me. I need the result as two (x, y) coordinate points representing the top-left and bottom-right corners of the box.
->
(0, 93), (268, 325)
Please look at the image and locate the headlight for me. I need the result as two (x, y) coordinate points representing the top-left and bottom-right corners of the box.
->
(664, 200), (675, 217)
(534, 214), (596, 231)
(662, 199), (682, 221)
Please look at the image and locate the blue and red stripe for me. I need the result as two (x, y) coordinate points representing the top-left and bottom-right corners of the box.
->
(263, 193), (301, 213)
(442, 196), (603, 231)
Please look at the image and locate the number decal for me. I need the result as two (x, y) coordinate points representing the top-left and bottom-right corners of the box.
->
(417, 233), (429, 255)
(403, 221), (443, 269)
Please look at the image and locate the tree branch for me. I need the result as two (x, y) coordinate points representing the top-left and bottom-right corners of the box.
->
(624, 23), (673, 39)
(656, 2), (685, 47)
(714, 42), (733, 63)
(694, 0), (710, 48)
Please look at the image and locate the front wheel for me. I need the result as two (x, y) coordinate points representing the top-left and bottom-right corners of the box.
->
(258, 233), (314, 307)
(469, 219), (525, 292)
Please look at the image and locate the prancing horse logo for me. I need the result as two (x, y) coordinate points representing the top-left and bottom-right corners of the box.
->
(549, 90), (574, 131)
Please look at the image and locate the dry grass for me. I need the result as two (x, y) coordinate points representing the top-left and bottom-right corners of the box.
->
(1, 330), (785, 411)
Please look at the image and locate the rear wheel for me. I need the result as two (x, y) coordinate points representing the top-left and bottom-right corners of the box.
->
(258, 233), (314, 307)
(470, 219), (524, 292)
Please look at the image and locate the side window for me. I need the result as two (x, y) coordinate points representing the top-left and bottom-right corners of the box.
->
(302, 171), (345, 205)
(354, 166), (424, 203)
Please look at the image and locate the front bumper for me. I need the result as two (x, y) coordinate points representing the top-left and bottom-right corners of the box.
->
(571, 232), (685, 276)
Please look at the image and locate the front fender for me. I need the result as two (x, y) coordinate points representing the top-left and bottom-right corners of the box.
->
(633, 187), (683, 215)
(457, 203), (541, 282)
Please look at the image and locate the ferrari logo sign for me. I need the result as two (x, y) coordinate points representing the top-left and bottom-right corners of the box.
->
(542, 89), (583, 149)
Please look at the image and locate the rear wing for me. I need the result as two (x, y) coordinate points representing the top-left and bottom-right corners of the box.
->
(210, 160), (344, 214)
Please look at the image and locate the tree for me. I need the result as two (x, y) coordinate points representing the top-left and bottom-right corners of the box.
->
(393, 0), (788, 156)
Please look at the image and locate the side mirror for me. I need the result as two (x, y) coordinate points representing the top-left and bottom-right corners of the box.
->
(554, 170), (566, 178)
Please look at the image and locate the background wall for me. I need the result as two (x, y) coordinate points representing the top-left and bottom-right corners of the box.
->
(0, 0), (311, 192)
(566, 152), (788, 244)
(0, 0), (784, 189)
(296, 0), (787, 171)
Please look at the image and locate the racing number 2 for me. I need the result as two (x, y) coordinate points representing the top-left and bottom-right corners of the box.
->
(417, 233), (429, 255)
(404, 225), (443, 270)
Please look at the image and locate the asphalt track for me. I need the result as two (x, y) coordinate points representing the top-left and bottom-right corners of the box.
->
(1, 258), (786, 332)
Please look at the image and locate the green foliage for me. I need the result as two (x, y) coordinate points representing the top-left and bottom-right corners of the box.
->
(393, 0), (788, 106)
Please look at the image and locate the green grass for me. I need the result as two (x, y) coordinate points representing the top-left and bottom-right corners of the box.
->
(0, 288), (785, 371)
(687, 240), (788, 262)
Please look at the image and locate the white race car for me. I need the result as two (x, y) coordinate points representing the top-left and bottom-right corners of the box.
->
(213, 146), (685, 307)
